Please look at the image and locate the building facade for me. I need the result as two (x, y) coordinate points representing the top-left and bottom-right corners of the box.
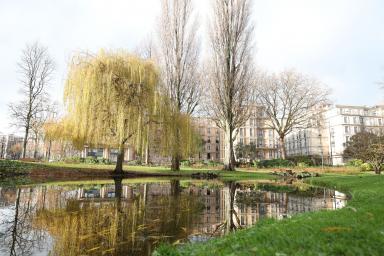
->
(194, 106), (280, 163)
(285, 105), (384, 165)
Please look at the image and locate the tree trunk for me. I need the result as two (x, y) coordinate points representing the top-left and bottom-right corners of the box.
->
(171, 124), (181, 171)
(114, 143), (125, 174)
(144, 140), (150, 165)
(47, 140), (52, 161)
(33, 137), (38, 159)
(279, 136), (286, 160)
(171, 154), (181, 171)
(223, 126), (235, 171)
(22, 127), (29, 159)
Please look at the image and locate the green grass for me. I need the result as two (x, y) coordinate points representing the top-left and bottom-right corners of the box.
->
(154, 174), (384, 256)
(24, 161), (275, 180)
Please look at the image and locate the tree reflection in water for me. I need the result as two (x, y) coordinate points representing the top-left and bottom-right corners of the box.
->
(0, 179), (347, 256)
(32, 178), (204, 256)
(0, 188), (47, 256)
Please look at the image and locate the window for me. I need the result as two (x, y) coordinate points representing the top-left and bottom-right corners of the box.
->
(346, 136), (350, 143)
(354, 126), (358, 133)
(353, 117), (357, 124)
(345, 126), (350, 133)
(207, 128), (211, 134)
(379, 119), (382, 126)
(240, 128), (243, 136)
(250, 128), (253, 137)
(344, 116), (349, 123)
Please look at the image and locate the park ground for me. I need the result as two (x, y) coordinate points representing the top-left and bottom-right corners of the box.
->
(0, 159), (363, 185)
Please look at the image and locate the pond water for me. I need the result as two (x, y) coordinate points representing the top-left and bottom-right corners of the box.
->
(0, 178), (347, 256)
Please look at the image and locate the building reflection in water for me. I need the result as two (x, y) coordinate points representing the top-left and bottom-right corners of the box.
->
(0, 180), (347, 256)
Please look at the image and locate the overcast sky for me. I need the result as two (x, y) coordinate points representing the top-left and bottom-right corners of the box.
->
(1, 0), (384, 134)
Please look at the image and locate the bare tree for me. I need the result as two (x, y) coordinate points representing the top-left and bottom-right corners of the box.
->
(206, 0), (255, 171)
(256, 70), (330, 159)
(30, 102), (58, 159)
(9, 42), (54, 158)
(157, 0), (201, 171)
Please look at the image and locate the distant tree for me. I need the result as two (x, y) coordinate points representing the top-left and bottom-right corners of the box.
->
(343, 132), (384, 174)
(9, 42), (54, 158)
(206, 0), (255, 171)
(9, 143), (22, 160)
(256, 70), (330, 159)
(30, 102), (57, 159)
(63, 51), (158, 174)
(157, 0), (201, 171)
(235, 143), (258, 162)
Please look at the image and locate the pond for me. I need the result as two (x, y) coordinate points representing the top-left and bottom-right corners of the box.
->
(0, 178), (347, 256)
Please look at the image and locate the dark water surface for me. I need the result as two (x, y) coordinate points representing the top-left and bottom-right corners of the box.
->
(0, 178), (347, 256)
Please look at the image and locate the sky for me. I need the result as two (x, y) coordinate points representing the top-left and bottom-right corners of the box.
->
(0, 0), (383, 135)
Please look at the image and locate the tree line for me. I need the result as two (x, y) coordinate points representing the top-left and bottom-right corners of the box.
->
(8, 0), (329, 173)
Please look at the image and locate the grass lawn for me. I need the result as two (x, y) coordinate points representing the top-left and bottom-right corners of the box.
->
(154, 174), (384, 256)
(0, 160), (275, 181)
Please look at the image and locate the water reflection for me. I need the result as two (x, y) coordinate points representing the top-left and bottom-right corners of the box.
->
(0, 179), (347, 256)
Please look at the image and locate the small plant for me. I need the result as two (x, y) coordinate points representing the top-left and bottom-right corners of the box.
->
(297, 162), (309, 168)
(346, 159), (364, 167)
(360, 163), (373, 172)
(181, 160), (191, 167)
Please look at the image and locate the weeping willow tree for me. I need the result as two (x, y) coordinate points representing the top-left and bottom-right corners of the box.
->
(153, 96), (202, 165)
(64, 51), (158, 174)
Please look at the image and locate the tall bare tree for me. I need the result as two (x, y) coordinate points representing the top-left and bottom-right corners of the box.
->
(30, 102), (58, 159)
(157, 0), (201, 171)
(257, 70), (330, 159)
(9, 42), (54, 158)
(206, 0), (255, 171)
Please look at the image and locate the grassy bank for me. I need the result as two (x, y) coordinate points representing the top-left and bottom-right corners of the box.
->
(0, 160), (275, 184)
(155, 174), (384, 256)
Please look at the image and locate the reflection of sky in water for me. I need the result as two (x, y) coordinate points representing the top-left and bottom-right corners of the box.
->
(0, 181), (347, 256)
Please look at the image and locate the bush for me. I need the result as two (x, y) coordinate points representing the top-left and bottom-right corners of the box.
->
(256, 159), (294, 168)
(297, 162), (309, 168)
(360, 163), (373, 172)
(287, 155), (322, 166)
(63, 156), (83, 164)
(346, 159), (364, 167)
(181, 160), (191, 167)
(0, 160), (32, 174)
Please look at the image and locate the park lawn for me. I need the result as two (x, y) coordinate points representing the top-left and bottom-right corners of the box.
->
(154, 174), (384, 256)
(4, 160), (274, 180)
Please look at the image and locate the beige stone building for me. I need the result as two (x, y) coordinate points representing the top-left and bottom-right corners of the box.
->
(193, 106), (280, 162)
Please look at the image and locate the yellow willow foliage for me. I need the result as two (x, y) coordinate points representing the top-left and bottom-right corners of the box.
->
(63, 51), (158, 149)
(154, 95), (201, 159)
(43, 118), (73, 142)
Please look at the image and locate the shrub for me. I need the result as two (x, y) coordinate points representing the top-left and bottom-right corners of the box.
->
(63, 156), (83, 164)
(85, 156), (99, 164)
(256, 159), (294, 168)
(207, 160), (219, 167)
(346, 159), (364, 167)
(287, 155), (322, 166)
(360, 163), (373, 172)
(297, 162), (309, 168)
(97, 157), (112, 165)
(181, 160), (191, 167)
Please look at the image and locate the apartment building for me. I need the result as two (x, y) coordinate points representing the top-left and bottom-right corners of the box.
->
(235, 106), (280, 161)
(0, 134), (24, 159)
(285, 105), (384, 165)
(327, 105), (384, 165)
(194, 117), (222, 161)
(194, 106), (280, 163)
